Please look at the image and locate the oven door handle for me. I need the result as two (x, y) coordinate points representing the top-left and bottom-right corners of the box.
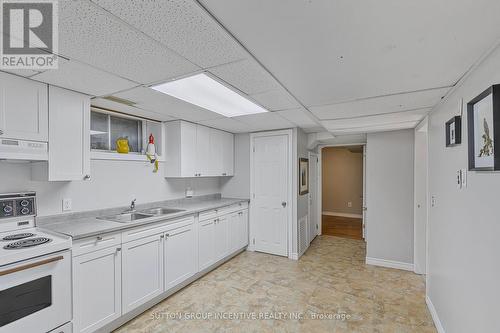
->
(0, 255), (64, 276)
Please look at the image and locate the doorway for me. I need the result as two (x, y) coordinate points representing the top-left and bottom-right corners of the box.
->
(249, 130), (293, 257)
(320, 145), (365, 240)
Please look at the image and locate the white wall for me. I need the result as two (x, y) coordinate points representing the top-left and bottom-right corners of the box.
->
(0, 160), (221, 217)
(220, 133), (250, 199)
(426, 43), (500, 333)
(366, 130), (414, 265)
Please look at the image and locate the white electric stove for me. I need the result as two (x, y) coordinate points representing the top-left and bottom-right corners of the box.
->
(0, 192), (72, 333)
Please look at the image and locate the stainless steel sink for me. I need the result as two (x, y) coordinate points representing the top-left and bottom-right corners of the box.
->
(97, 212), (154, 223)
(139, 207), (185, 216)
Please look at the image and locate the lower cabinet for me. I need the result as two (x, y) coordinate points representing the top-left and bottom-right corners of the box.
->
(198, 218), (216, 271)
(164, 223), (197, 290)
(214, 215), (229, 261)
(229, 210), (249, 252)
(73, 246), (122, 333)
(122, 234), (164, 314)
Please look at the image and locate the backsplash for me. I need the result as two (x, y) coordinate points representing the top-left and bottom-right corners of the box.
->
(0, 160), (222, 217)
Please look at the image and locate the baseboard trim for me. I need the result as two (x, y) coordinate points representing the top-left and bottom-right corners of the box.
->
(322, 211), (362, 219)
(366, 257), (414, 271)
(289, 253), (299, 260)
(426, 295), (446, 333)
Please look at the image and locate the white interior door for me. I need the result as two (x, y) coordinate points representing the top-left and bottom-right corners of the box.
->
(309, 152), (318, 243)
(362, 145), (367, 240)
(252, 134), (289, 256)
(414, 123), (428, 274)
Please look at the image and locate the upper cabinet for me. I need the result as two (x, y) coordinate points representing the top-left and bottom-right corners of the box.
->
(0, 72), (48, 142)
(165, 120), (234, 178)
(32, 86), (91, 181)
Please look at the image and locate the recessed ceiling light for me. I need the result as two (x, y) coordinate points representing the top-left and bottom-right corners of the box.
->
(151, 73), (268, 117)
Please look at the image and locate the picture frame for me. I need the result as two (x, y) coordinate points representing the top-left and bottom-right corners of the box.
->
(299, 158), (309, 195)
(467, 84), (500, 171)
(445, 116), (461, 147)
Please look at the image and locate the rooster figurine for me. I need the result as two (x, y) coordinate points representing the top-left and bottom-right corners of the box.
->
(146, 133), (159, 172)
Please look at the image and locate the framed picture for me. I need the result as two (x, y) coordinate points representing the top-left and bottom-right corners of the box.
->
(467, 85), (500, 171)
(445, 116), (461, 147)
(299, 158), (309, 195)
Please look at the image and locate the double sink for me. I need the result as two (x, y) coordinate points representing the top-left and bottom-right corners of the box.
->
(97, 207), (185, 223)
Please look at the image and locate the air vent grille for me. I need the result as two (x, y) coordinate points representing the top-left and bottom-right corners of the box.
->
(102, 95), (137, 106)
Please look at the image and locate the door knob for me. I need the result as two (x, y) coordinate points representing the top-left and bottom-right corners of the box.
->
(281, 202), (287, 207)
(362, 207), (367, 211)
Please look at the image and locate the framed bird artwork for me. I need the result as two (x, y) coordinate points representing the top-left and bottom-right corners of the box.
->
(467, 85), (500, 171)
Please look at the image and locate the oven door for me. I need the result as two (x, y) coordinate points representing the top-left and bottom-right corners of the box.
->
(0, 250), (71, 333)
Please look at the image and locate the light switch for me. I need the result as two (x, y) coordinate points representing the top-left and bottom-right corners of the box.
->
(347, 201), (352, 208)
(431, 195), (437, 207)
(456, 170), (462, 189)
(461, 169), (467, 188)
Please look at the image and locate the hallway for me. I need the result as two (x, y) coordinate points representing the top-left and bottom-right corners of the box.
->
(115, 236), (435, 333)
(322, 215), (363, 240)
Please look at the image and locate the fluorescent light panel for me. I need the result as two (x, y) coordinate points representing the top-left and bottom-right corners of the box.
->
(151, 73), (268, 117)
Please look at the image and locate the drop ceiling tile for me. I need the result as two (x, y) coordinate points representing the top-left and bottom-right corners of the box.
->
(91, 97), (176, 122)
(113, 87), (224, 122)
(276, 108), (319, 128)
(302, 126), (325, 133)
(1, 69), (42, 78)
(199, 118), (251, 133)
(321, 108), (429, 131)
(250, 88), (300, 111)
(309, 87), (451, 120)
(91, 0), (245, 68)
(31, 59), (138, 96)
(233, 112), (294, 131)
(58, 0), (199, 84)
(330, 121), (419, 135)
(209, 59), (279, 95)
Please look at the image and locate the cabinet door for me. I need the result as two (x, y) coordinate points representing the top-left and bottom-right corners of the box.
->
(238, 210), (249, 248)
(209, 128), (224, 176)
(196, 125), (211, 177)
(228, 212), (240, 253)
(214, 215), (229, 261)
(0, 72), (48, 141)
(180, 121), (197, 177)
(198, 218), (216, 271)
(122, 234), (164, 314)
(165, 224), (197, 290)
(47, 86), (90, 181)
(73, 246), (121, 333)
(222, 131), (234, 176)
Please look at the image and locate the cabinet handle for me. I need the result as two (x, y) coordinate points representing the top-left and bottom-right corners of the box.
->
(165, 233), (170, 237)
(116, 247), (121, 252)
(160, 235), (164, 239)
(83, 174), (91, 180)
(0, 129), (3, 135)
(96, 236), (103, 241)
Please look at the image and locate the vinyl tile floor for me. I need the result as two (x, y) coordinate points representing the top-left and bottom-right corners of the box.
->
(114, 236), (436, 333)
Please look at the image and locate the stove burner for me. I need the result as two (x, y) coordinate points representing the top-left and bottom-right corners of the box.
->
(3, 237), (51, 250)
(1, 233), (35, 241)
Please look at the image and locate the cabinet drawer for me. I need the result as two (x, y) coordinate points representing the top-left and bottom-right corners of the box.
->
(198, 209), (219, 222)
(199, 202), (249, 221)
(122, 215), (195, 243)
(72, 232), (121, 257)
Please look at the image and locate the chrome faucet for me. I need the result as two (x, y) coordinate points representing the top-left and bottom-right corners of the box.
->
(125, 198), (137, 213)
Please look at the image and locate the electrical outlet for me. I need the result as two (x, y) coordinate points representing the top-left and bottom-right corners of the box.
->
(185, 188), (194, 198)
(347, 201), (352, 208)
(62, 198), (72, 212)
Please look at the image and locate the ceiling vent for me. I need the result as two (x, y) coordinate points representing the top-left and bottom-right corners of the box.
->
(102, 95), (137, 106)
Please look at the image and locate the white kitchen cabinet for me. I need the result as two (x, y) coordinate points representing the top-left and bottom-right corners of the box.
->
(73, 246), (122, 333)
(164, 120), (234, 178)
(164, 223), (197, 290)
(229, 210), (248, 253)
(32, 86), (90, 181)
(198, 218), (216, 271)
(222, 131), (234, 176)
(122, 234), (164, 314)
(0, 72), (48, 142)
(214, 215), (230, 261)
